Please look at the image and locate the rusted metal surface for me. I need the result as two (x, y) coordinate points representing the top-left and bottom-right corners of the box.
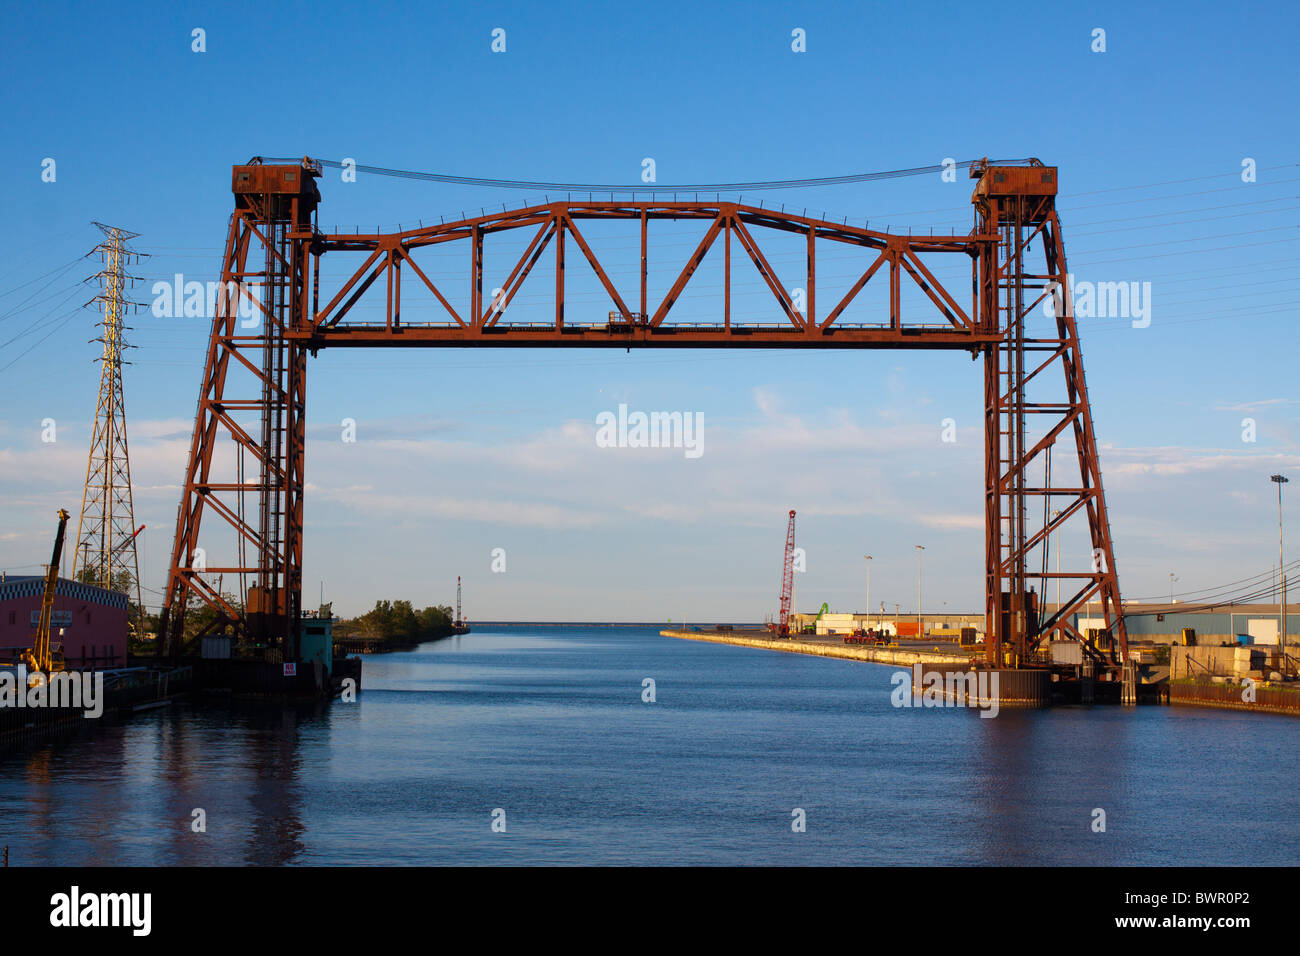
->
(160, 157), (1129, 678)
(972, 165), (1058, 198)
(913, 665), (1051, 708)
(292, 201), (997, 348)
(232, 160), (321, 197)
(971, 158), (1127, 673)
(159, 159), (316, 658)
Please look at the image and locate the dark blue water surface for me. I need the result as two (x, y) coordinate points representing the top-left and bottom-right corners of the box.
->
(2, 623), (1297, 866)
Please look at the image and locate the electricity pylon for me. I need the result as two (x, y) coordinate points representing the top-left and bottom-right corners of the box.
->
(73, 222), (147, 634)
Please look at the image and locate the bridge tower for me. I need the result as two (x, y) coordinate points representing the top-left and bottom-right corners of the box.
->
(159, 159), (319, 658)
(972, 161), (1127, 668)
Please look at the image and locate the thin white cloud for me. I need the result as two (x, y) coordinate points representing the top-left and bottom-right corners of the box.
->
(920, 513), (983, 531)
(1212, 398), (1297, 413)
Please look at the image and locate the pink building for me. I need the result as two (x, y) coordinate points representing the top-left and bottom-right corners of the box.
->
(0, 575), (130, 668)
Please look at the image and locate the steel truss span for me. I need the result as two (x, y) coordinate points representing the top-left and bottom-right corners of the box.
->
(159, 156), (1128, 673)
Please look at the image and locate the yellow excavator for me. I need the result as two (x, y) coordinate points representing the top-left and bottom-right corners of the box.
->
(18, 509), (70, 680)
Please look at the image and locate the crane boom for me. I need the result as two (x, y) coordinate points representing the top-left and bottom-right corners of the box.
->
(778, 510), (796, 636)
(24, 509), (71, 677)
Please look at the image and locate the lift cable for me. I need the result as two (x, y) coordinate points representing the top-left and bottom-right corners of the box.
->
(254, 156), (1037, 193)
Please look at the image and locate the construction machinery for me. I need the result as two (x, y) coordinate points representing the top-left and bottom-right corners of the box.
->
(802, 602), (830, 635)
(19, 510), (71, 679)
(844, 631), (888, 646)
(773, 510), (797, 637)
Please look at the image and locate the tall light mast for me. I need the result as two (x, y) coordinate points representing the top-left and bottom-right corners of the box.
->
(1271, 474), (1288, 677)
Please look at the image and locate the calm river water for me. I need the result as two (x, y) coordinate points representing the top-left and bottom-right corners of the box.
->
(2, 623), (1297, 865)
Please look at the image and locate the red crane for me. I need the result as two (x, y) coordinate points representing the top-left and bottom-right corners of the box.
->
(777, 510), (796, 637)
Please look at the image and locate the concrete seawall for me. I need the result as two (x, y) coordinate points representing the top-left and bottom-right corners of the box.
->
(661, 630), (1053, 707)
(1168, 679), (1300, 717)
(660, 629), (970, 667)
(660, 630), (1288, 711)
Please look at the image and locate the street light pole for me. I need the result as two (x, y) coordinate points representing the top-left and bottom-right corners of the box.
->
(915, 545), (925, 640)
(1271, 474), (1288, 677)
(864, 555), (872, 632)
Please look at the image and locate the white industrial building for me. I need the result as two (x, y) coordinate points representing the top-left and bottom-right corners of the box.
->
(788, 610), (984, 639)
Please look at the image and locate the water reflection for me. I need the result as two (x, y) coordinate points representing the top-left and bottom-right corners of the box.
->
(1, 626), (1296, 866)
(241, 704), (314, 865)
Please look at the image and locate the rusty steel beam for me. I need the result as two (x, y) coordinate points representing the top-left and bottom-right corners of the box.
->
(302, 201), (992, 345)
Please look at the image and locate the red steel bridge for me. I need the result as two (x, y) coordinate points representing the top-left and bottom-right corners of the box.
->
(159, 156), (1129, 674)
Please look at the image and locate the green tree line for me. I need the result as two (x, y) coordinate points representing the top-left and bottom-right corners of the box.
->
(332, 600), (455, 643)
(120, 591), (456, 652)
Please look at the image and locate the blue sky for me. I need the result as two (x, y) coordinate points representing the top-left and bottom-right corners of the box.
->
(0, 0), (1296, 621)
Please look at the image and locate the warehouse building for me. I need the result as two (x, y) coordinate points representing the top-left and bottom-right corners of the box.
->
(787, 603), (1296, 650)
(788, 610), (984, 639)
(1073, 603), (1300, 646)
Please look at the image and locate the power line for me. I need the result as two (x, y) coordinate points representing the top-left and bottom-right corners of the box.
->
(844, 175), (1300, 232)
(0, 255), (86, 300)
(1128, 558), (1300, 604)
(0, 265), (84, 325)
(0, 310), (80, 373)
(0, 283), (86, 351)
(1069, 162), (1297, 197)
(1068, 204), (1300, 239)
(1147, 573), (1298, 613)
(1078, 236), (1296, 268)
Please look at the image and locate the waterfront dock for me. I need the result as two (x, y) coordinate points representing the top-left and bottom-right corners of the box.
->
(661, 628), (1160, 707)
(0, 665), (195, 753)
(1168, 677), (1300, 716)
(661, 628), (970, 667)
